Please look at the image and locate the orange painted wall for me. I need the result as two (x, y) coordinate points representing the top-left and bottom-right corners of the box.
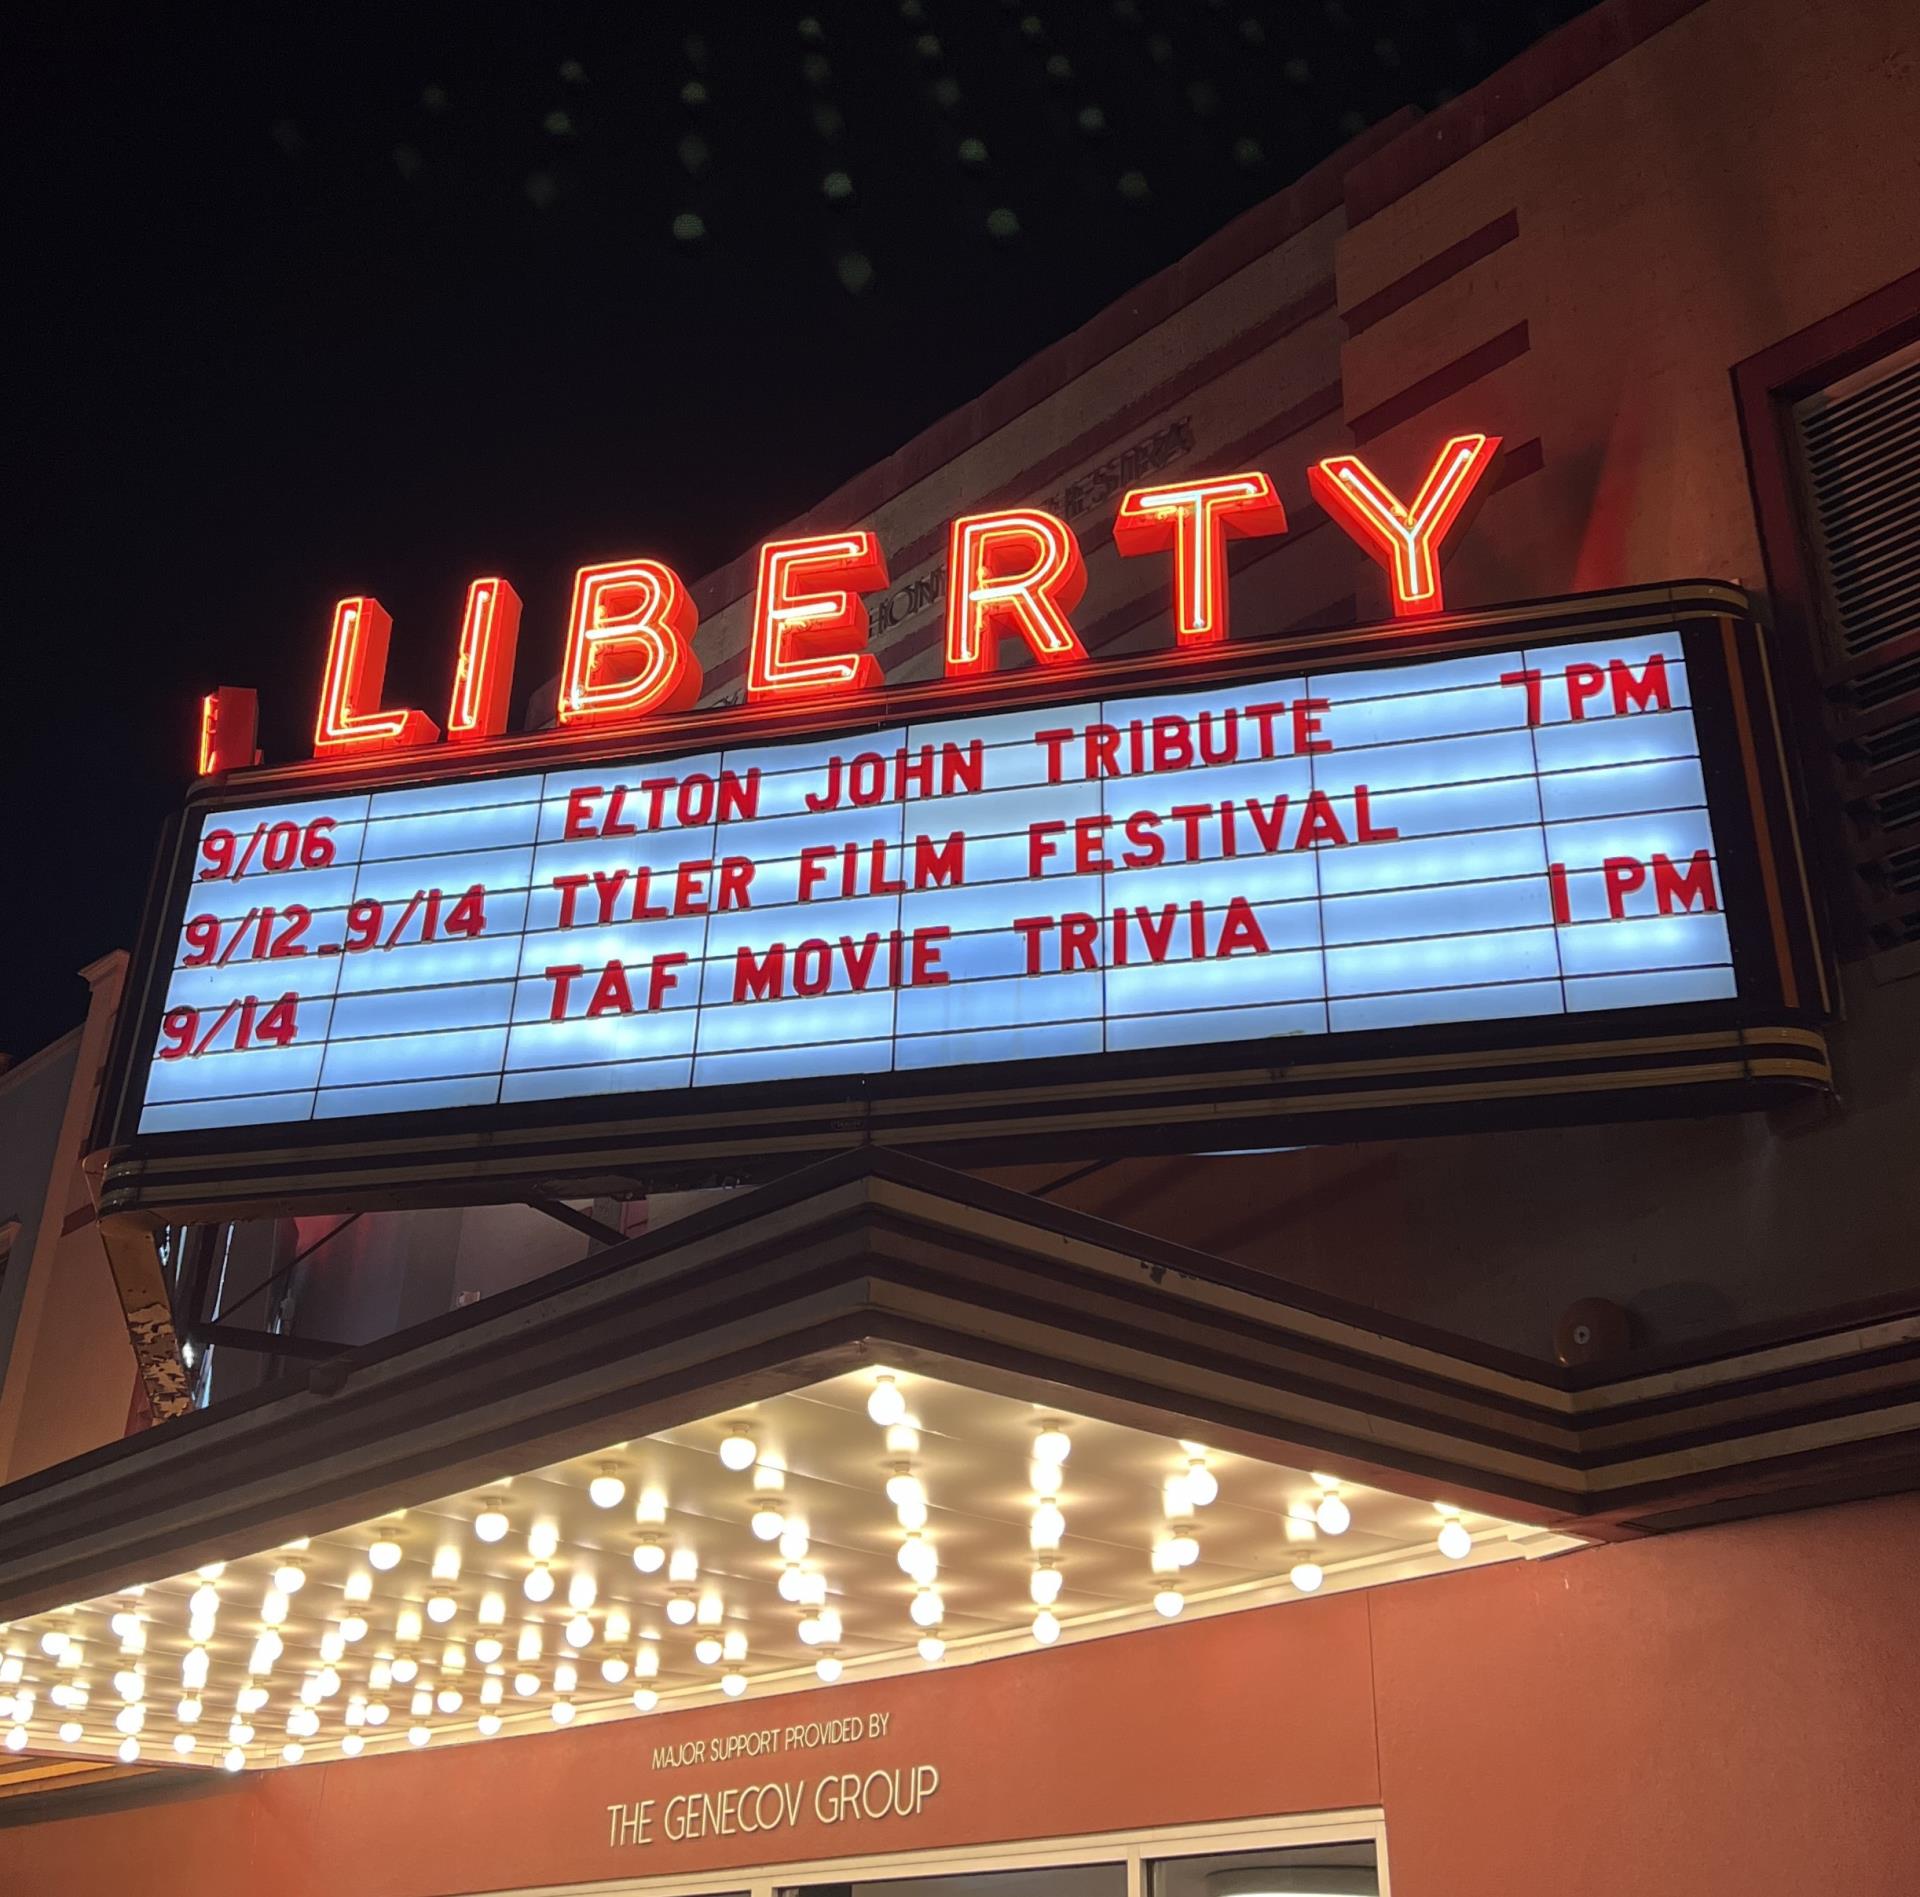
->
(4, 1495), (1914, 1897)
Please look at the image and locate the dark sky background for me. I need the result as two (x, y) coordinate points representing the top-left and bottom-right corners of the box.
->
(8, 0), (1585, 1058)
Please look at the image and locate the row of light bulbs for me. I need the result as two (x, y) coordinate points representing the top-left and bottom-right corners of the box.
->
(3, 1376), (1481, 1767)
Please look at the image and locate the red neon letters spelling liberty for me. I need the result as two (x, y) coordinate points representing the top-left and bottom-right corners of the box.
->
(195, 433), (1502, 772)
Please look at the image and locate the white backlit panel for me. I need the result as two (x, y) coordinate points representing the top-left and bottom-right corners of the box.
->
(139, 630), (1738, 1132)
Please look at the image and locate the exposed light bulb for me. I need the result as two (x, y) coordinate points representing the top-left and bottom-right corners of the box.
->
(565, 1616), (594, 1649)
(667, 1548), (699, 1585)
(1315, 1492), (1351, 1536)
(635, 1488), (668, 1527)
(718, 1426), (757, 1472)
(341, 1732), (365, 1755)
(1166, 1529), (1200, 1568)
(751, 1505), (786, 1542)
(363, 1704), (389, 1726)
(177, 1697), (201, 1723)
(223, 1747), (245, 1772)
(778, 1522), (810, 1562)
(1029, 1563), (1062, 1606)
(909, 1589), (944, 1629)
(39, 1631), (68, 1658)
(189, 1584), (220, 1619)
(884, 1423), (921, 1456)
(797, 1570), (828, 1608)
(1031, 1609), (1061, 1645)
(895, 1496), (929, 1531)
(514, 1672), (540, 1698)
(778, 1565), (806, 1604)
(390, 1657), (419, 1685)
(408, 1727), (431, 1748)
(666, 1594), (696, 1626)
(1185, 1457), (1219, 1507)
(815, 1654), (843, 1684)
(866, 1374), (906, 1427)
(279, 1743), (303, 1765)
(119, 1737), (142, 1763)
(588, 1467), (627, 1510)
(341, 1615), (369, 1643)
(633, 1536), (665, 1575)
(720, 1672), (747, 1698)
(1033, 1423), (1072, 1465)
(368, 1537), (403, 1572)
(1289, 1561), (1324, 1593)
(59, 1721), (83, 1744)
(550, 1701), (576, 1726)
(884, 1468), (923, 1509)
(426, 1594), (457, 1625)
(527, 1523), (560, 1563)
(917, 1636), (946, 1662)
(632, 1688), (659, 1712)
(1029, 1458), (1064, 1497)
(114, 1705), (144, 1735)
(1438, 1519), (1472, 1561)
(173, 1732), (195, 1758)
(694, 1636), (723, 1666)
(567, 1571), (597, 1612)
(473, 1503), (510, 1543)
(1029, 1503), (1065, 1550)
(524, 1566), (555, 1604)
(600, 1657), (629, 1684)
(633, 1644), (660, 1679)
(1154, 1588), (1185, 1618)
(473, 1637), (502, 1666)
(260, 1589), (289, 1627)
(271, 1563), (305, 1595)
(476, 1715), (500, 1737)
(436, 1689), (462, 1715)
(898, 1535), (939, 1585)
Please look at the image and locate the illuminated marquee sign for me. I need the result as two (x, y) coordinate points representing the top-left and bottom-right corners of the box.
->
(100, 414), (1826, 1218)
(116, 588), (1829, 1176)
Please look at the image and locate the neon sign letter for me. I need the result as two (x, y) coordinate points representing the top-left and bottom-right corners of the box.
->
(197, 687), (259, 777)
(1308, 434), (1500, 618)
(1112, 472), (1289, 646)
(446, 578), (524, 742)
(314, 598), (440, 757)
(558, 560), (701, 727)
(944, 509), (1088, 677)
(748, 531), (889, 703)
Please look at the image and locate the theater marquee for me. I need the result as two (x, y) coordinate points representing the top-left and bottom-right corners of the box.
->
(96, 580), (1827, 1222)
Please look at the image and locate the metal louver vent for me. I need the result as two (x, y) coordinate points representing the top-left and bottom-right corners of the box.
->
(1796, 351), (1920, 662)
(1791, 339), (1920, 966)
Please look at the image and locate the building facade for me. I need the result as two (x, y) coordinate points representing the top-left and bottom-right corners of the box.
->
(2, 1), (1917, 1891)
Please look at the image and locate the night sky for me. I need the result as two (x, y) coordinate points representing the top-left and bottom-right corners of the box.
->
(8, 1), (1583, 1058)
